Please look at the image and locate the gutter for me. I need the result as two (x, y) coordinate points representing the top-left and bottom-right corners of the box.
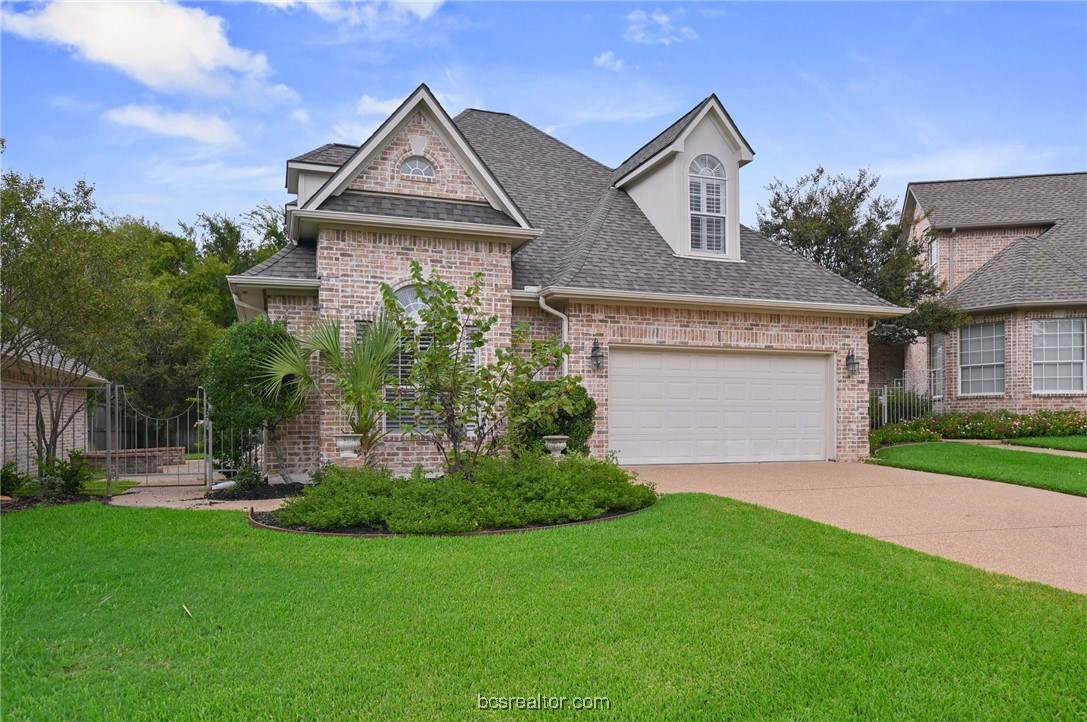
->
(537, 286), (910, 319)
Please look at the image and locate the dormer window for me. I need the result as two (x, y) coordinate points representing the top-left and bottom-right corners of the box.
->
(401, 157), (435, 179)
(689, 154), (725, 254)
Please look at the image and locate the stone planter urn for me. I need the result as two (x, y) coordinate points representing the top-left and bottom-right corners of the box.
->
(542, 435), (569, 459)
(335, 434), (362, 458)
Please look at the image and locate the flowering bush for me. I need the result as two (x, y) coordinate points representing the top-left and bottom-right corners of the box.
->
(870, 408), (1087, 449)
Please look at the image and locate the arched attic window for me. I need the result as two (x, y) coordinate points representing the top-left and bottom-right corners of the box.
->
(689, 154), (726, 254)
(400, 157), (435, 179)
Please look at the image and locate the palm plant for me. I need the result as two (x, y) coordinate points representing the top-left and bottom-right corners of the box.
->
(259, 316), (400, 467)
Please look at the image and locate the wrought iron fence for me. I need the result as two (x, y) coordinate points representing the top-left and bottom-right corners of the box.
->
(869, 370), (947, 429)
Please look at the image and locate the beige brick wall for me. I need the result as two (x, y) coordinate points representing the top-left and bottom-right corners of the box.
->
(936, 308), (1087, 414)
(348, 112), (487, 203)
(315, 228), (513, 473)
(511, 303), (563, 382)
(869, 343), (906, 387)
(264, 294), (322, 475)
(561, 304), (872, 462)
(1, 371), (91, 474)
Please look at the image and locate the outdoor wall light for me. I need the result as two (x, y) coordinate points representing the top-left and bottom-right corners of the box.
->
(590, 339), (604, 371)
(845, 349), (860, 378)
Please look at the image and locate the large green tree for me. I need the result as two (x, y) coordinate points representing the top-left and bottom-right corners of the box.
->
(757, 167), (967, 344)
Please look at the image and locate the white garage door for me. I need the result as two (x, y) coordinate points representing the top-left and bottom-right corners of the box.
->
(609, 349), (831, 465)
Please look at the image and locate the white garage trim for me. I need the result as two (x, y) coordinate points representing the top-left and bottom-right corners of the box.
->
(608, 346), (836, 465)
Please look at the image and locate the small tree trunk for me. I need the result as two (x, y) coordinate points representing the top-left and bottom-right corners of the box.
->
(265, 425), (294, 485)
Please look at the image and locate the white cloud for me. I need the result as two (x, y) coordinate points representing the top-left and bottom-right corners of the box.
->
(623, 9), (697, 46)
(253, 0), (443, 26)
(331, 121), (379, 144)
(356, 94), (404, 116)
(50, 95), (99, 113)
(290, 108), (313, 125)
(103, 105), (240, 145)
(3, 1), (285, 99)
(593, 51), (624, 72)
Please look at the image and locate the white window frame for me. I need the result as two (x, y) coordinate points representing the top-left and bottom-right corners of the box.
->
(688, 154), (726, 255)
(929, 333), (945, 399)
(929, 237), (939, 280)
(1032, 318), (1086, 394)
(958, 322), (1006, 396)
(400, 156), (435, 179)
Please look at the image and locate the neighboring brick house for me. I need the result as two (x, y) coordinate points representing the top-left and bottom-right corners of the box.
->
(895, 172), (1087, 413)
(228, 85), (905, 473)
(1, 343), (107, 474)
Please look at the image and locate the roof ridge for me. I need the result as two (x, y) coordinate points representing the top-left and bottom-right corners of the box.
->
(908, 170), (1087, 187)
(612, 96), (710, 175)
(947, 235), (1033, 302)
(555, 187), (621, 286)
(459, 110), (613, 174)
(1028, 226), (1087, 281)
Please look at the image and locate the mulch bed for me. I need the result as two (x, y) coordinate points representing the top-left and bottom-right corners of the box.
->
(248, 504), (653, 538)
(207, 482), (305, 502)
(1, 493), (101, 513)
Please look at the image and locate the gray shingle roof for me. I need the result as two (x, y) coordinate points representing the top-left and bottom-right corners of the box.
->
(456, 109), (892, 308)
(909, 172), (1087, 310)
(318, 191), (517, 227)
(909, 172), (1086, 229)
(270, 101), (894, 310)
(946, 219), (1087, 311)
(238, 243), (317, 279)
(289, 143), (358, 166)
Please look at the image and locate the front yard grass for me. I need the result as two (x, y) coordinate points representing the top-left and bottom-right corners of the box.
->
(873, 442), (1087, 496)
(3, 497), (1085, 719)
(1008, 436), (1087, 453)
(83, 479), (140, 496)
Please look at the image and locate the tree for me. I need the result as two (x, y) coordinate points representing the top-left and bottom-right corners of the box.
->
(260, 317), (401, 469)
(1, 168), (142, 465)
(380, 261), (577, 478)
(206, 318), (305, 482)
(757, 167), (967, 344)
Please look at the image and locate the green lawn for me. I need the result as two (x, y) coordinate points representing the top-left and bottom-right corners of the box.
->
(2, 499), (1084, 719)
(1008, 436), (1087, 453)
(873, 442), (1087, 496)
(83, 479), (140, 497)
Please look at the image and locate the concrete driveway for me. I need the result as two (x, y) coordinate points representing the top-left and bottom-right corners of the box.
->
(629, 462), (1087, 594)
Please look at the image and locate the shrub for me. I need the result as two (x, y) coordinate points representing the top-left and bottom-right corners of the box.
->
(1, 462), (31, 496)
(232, 463), (263, 491)
(869, 408), (1087, 449)
(275, 454), (657, 534)
(508, 380), (597, 456)
(34, 451), (96, 495)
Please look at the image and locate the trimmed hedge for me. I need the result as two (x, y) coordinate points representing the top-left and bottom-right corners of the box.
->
(870, 409), (1087, 449)
(275, 453), (656, 535)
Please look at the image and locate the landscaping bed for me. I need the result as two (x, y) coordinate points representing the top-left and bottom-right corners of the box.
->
(272, 455), (657, 535)
(871, 409), (1087, 449)
(206, 481), (305, 502)
(872, 442), (1087, 497)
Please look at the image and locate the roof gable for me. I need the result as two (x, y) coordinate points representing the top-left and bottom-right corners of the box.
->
(612, 95), (754, 188)
(907, 172), (1086, 229)
(301, 84), (531, 229)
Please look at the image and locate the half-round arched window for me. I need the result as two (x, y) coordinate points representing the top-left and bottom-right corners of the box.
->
(689, 154), (726, 254)
(394, 285), (426, 320)
(400, 157), (435, 179)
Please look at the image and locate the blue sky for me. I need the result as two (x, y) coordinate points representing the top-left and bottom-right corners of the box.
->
(3, 1), (1084, 233)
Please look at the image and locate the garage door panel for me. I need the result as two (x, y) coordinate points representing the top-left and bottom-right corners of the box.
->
(610, 349), (830, 464)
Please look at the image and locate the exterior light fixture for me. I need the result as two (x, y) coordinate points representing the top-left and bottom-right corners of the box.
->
(590, 339), (604, 371)
(845, 349), (860, 378)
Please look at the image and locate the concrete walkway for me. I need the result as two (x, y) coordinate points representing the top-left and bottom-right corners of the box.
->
(629, 462), (1087, 594)
(109, 484), (287, 513)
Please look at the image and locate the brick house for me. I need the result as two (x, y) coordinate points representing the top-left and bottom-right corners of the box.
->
(228, 85), (904, 473)
(892, 172), (1087, 413)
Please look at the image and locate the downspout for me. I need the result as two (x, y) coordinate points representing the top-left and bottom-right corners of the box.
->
(538, 295), (569, 377)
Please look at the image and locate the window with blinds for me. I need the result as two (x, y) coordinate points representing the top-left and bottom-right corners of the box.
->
(689, 154), (726, 254)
